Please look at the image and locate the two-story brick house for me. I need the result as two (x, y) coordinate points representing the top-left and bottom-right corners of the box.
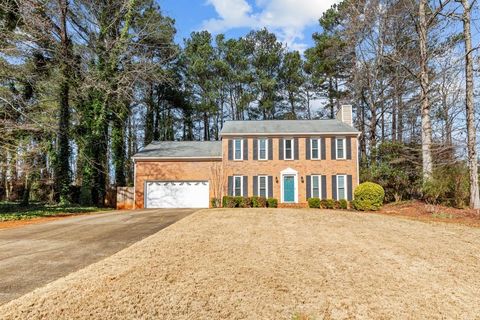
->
(133, 105), (360, 208)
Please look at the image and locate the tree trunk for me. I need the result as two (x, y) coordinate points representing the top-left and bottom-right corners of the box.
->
(418, 0), (433, 181)
(55, 0), (71, 203)
(461, 0), (480, 209)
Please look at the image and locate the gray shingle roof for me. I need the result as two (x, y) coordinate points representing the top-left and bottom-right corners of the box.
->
(220, 119), (359, 135)
(133, 141), (222, 159)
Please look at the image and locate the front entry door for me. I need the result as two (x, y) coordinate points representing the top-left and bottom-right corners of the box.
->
(283, 175), (295, 202)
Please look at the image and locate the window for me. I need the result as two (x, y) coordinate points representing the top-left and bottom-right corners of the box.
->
(258, 175), (268, 197)
(336, 138), (346, 159)
(233, 176), (243, 196)
(310, 138), (320, 159)
(311, 175), (321, 198)
(337, 175), (346, 200)
(234, 139), (243, 160)
(258, 138), (268, 160)
(284, 138), (294, 160)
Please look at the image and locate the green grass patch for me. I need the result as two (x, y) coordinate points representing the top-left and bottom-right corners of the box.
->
(431, 212), (454, 219)
(0, 202), (112, 222)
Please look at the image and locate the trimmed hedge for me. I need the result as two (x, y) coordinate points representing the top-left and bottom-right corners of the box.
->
(267, 198), (278, 208)
(308, 198), (321, 208)
(222, 196), (275, 208)
(352, 182), (385, 211)
(308, 198), (349, 209)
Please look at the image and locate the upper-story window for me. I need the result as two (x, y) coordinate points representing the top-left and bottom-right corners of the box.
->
(234, 139), (243, 160)
(310, 138), (321, 160)
(258, 138), (268, 160)
(336, 137), (346, 159)
(284, 138), (294, 160)
(311, 175), (321, 198)
(233, 175), (243, 196)
(337, 175), (346, 200)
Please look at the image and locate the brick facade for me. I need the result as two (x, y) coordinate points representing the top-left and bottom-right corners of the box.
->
(134, 135), (358, 208)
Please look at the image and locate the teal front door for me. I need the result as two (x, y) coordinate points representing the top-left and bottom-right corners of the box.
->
(283, 175), (295, 202)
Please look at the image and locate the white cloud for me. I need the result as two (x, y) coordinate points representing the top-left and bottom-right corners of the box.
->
(201, 0), (339, 51)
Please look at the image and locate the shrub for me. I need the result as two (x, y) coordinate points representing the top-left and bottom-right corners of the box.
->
(251, 196), (267, 208)
(323, 199), (335, 209)
(210, 198), (221, 208)
(242, 197), (253, 208)
(352, 182), (385, 211)
(308, 198), (321, 208)
(222, 196), (236, 208)
(338, 199), (348, 209)
(267, 198), (278, 208)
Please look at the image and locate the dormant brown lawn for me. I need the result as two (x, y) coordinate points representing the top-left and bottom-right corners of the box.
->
(1, 209), (479, 319)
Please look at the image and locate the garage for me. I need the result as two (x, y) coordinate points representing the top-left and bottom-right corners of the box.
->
(145, 181), (210, 208)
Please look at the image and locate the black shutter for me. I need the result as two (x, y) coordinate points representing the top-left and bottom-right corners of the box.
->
(332, 175), (337, 200)
(306, 175), (311, 199)
(268, 176), (273, 198)
(347, 175), (353, 201)
(305, 138), (310, 160)
(294, 138), (299, 160)
(321, 175), (327, 199)
(228, 140), (233, 160)
(228, 176), (233, 196)
(268, 138), (273, 160)
(253, 139), (258, 160)
(331, 138), (336, 160)
(243, 139), (248, 160)
(346, 137), (352, 160)
(279, 138), (284, 160)
(253, 176), (258, 196)
(321, 138), (326, 160)
(243, 176), (248, 197)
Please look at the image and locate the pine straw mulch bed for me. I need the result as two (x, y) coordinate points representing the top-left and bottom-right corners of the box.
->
(377, 200), (480, 227)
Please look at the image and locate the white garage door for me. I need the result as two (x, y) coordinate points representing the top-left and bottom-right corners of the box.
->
(145, 181), (209, 208)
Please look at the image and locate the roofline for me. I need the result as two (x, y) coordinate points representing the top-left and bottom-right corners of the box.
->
(220, 131), (361, 137)
(133, 156), (222, 161)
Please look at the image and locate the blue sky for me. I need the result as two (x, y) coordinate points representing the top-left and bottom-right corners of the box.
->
(158, 0), (339, 51)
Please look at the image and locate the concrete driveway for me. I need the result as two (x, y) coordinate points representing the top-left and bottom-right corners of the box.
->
(0, 208), (195, 305)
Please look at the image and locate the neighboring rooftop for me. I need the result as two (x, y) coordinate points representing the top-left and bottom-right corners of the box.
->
(220, 119), (359, 135)
(133, 141), (222, 159)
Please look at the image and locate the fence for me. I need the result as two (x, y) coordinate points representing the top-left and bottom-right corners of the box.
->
(116, 187), (134, 210)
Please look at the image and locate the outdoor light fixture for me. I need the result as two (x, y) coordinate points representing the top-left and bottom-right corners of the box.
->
(301, 176), (304, 183)
(275, 176), (279, 183)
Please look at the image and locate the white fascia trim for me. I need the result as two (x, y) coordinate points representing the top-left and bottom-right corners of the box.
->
(221, 132), (361, 137)
(133, 156), (222, 161)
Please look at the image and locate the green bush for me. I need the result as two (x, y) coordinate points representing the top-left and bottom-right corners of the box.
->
(338, 199), (348, 209)
(210, 198), (221, 208)
(242, 197), (253, 208)
(251, 196), (267, 208)
(308, 198), (321, 208)
(352, 182), (385, 211)
(322, 199), (335, 209)
(222, 196), (236, 208)
(267, 198), (278, 208)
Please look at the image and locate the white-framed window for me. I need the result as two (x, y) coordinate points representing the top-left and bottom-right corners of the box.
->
(337, 175), (347, 200)
(311, 175), (321, 198)
(310, 138), (321, 160)
(233, 175), (243, 196)
(234, 139), (243, 160)
(258, 175), (268, 197)
(258, 138), (268, 160)
(336, 137), (346, 159)
(284, 138), (294, 160)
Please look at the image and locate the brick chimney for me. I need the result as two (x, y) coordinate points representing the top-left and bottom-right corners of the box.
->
(336, 105), (353, 127)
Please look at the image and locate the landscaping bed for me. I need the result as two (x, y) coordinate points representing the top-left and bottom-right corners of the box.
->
(0, 202), (111, 223)
(378, 200), (480, 227)
(1, 208), (479, 319)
